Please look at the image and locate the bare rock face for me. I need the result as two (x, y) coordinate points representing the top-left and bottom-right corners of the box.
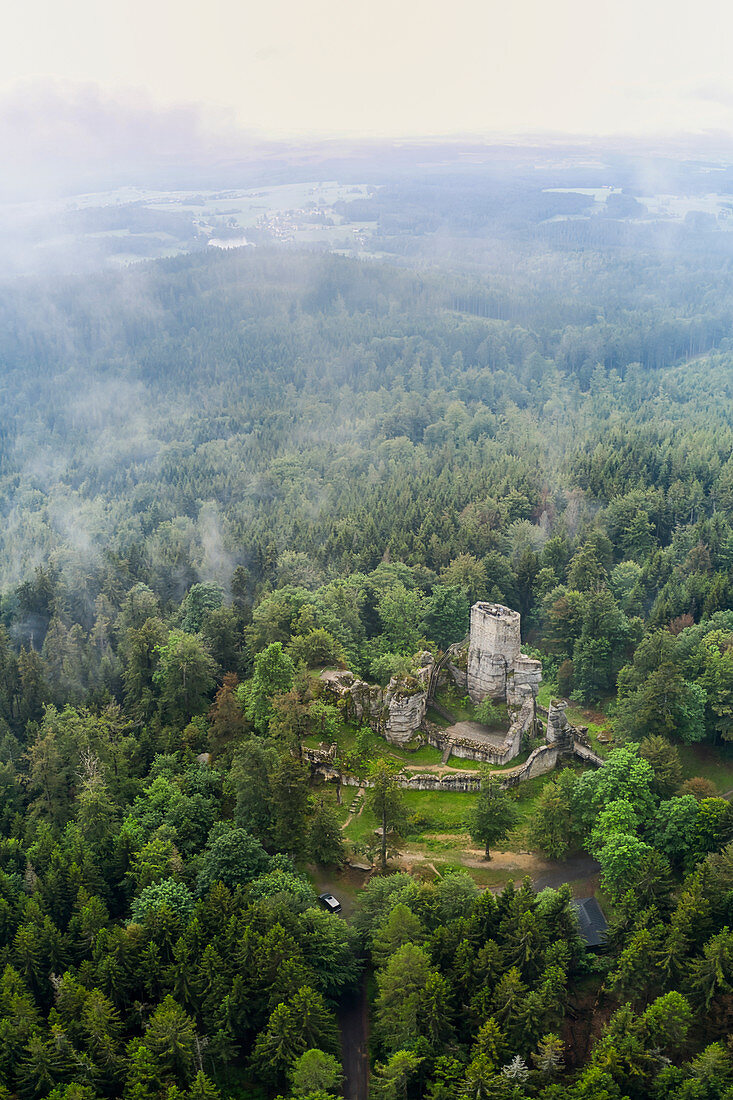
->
(384, 681), (427, 745)
(546, 700), (570, 743)
(467, 651), (507, 701)
(507, 656), (543, 707)
(320, 670), (385, 724)
(319, 666), (427, 744)
(349, 680), (387, 725)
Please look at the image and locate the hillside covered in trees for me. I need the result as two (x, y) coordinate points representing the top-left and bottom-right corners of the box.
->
(1, 200), (733, 1099)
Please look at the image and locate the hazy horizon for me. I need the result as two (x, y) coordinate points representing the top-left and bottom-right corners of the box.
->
(4, 0), (733, 152)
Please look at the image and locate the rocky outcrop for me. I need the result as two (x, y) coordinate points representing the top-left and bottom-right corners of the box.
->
(545, 699), (605, 767)
(467, 651), (507, 700)
(546, 699), (571, 745)
(321, 630), (542, 763)
(466, 603), (542, 704)
(384, 683), (427, 745)
(320, 662), (430, 746)
(507, 655), (543, 707)
(350, 678), (386, 724)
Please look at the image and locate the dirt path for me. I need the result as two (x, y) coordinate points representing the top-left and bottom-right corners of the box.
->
(397, 847), (599, 890)
(339, 977), (369, 1100)
(341, 786), (366, 829)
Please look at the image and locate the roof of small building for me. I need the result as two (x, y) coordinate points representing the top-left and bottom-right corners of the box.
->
(572, 896), (608, 948)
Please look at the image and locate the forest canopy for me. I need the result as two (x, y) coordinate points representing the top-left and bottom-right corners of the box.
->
(1, 188), (733, 1099)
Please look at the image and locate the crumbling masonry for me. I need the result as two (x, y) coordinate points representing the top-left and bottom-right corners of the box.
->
(315, 602), (604, 784)
(466, 603), (542, 706)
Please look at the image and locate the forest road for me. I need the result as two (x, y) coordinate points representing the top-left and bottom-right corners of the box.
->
(339, 976), (370, 1100)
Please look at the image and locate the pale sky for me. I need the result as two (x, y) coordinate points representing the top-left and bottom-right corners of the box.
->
(4, 0), (733, 138)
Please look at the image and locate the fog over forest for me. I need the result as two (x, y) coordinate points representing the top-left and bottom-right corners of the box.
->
(2, 73), (733, 1100)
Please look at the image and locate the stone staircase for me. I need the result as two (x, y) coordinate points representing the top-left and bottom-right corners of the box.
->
(348, 788), (365, 814)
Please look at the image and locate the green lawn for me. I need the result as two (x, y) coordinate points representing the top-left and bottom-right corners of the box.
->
(394, 772), (558, 866)
(676, 743), (733, 794)
(442, 755), (483, 771)
(343, 802), (379, 847)
(385, 743), (444, 767)
(431, 859), (529, 889)
(401, 789), (479, 829)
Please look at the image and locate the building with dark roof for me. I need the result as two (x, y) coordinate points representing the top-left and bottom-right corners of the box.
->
(572, 896), (608, 948)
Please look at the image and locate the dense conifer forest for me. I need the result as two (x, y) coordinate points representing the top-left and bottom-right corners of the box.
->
(1, 208), (733, 1099)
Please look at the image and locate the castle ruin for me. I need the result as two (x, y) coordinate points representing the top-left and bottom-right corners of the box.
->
(466, 602), (542, 706)
(315, 602), (605, 784)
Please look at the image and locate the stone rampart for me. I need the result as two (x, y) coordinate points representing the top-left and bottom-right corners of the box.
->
(501, 744), (559, 788)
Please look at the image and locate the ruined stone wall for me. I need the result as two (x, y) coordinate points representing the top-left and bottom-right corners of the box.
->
(466, 603), (541, 705)
(501, 744), (559, 787)
(423, 694), (537, 767)
(448, 737), (514, 766)
(303, 744), (338, 766)
(309, 727), (602, 792)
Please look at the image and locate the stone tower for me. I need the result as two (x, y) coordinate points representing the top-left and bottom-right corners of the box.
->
(466, 602), (541, 704)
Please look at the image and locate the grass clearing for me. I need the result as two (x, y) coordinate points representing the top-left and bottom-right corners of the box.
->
(401, 789), (479, 829)
(676, 743), (733, 794)
(536, 681), (556, 709)
(443, 755), (483, 771)
(433, 859), (520, 888)
(343, 803), (379, 847)
(385, 743), (444, 767)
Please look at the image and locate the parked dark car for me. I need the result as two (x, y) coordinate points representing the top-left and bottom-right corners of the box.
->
(318, 892), (342, 914)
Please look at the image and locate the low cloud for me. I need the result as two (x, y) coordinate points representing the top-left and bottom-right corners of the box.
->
(0, 81), (270, 199)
